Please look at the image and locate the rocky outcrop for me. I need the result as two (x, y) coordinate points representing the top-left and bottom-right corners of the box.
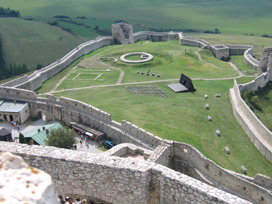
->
(0, 152), (59, 204)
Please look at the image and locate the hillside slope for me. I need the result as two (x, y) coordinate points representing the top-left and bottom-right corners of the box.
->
(1, 0), (272, 35)
(0, 18), (84, 70)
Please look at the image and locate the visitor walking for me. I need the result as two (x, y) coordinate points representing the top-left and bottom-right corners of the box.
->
(80, 139), (82, 148)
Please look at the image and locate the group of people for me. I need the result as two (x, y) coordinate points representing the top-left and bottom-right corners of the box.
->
(11, 120), (20, 131)
(59, 196), (100, 204)
(79, 135), (89, 149)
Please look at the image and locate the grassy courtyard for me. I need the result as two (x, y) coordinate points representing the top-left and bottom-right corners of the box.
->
(36, 40), (272, 177)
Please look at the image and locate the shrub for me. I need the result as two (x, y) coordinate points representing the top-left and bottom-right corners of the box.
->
(45, 126), (76, 149)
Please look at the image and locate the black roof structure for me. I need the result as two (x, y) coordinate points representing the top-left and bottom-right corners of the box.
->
(168, 74), (196, 93)
(0, 128), (12, 141)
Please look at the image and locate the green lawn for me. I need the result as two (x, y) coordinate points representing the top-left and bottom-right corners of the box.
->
(98, 41), (238, 83)
(36, 40), (272, 177)
(52, 80), (272, 177)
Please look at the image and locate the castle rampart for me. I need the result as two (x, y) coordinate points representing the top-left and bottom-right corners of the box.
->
(179, 36), (209, 48)
(133, 31), (179, 42)
(0, 142), (252, 204)
(1, 37), (114, 91)
(244, 47), (259, 70)
(172, 142), (272, 203)
(229, 80), (272, 163)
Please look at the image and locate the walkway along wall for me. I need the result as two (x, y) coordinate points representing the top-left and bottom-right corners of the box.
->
(0, 142), (252, 204)
(229, 80), (272, 163)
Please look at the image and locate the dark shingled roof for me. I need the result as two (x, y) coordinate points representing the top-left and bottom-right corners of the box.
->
(0, 128), (12, 136)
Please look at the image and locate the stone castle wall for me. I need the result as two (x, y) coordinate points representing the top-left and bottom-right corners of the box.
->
(0, 86), (271, 203)
(229, 80), (272, 163)
(180, 36), (259, 69)
(179, 36), (209, 48)
(258, 47), (272, 74)
(244, 47), (259, 70)
(211, 44), (230, 60)
(172, 142), (272, 204)
(0, 142), (252, 204)
(112, 23), (134, 44)
(133, 31), (179, 42)
(0, 86), (161, 150)
(1, 37), (114, 91)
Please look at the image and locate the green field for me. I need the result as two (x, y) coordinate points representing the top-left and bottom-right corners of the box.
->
(36, 40), (272, 177)
(1, 0), (272, 79)
(1, 0), (272, 35)
(0, 18), (84, 70)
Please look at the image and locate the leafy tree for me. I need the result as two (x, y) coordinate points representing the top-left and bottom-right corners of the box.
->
(45, 126), (76, 149)
(19, 133), (26, 144)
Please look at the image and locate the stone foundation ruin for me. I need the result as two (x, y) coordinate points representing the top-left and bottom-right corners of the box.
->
(112, 22), (134, 44)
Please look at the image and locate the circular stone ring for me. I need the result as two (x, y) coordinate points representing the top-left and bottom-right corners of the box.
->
(120, 52), (154, 63)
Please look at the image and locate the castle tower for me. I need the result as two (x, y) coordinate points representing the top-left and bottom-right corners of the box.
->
(257, 47), (272, 75)
(112, 23), (134, 44)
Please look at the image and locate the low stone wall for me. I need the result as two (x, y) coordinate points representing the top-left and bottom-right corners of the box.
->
(2, 37), (114, 91)
(172, 142), (272, 204)
(104, 143), (153, 160)
(0, 86), (162, 150)
(0, 75), (28, 87)
(244, 47), (259, 70)
(147, 141), (172, 167)
(179, 36), (259, 70)
(226, 45), (253, 55)
(121, 120), (163, 149)
(179, 36), (209, 48)
(239, 68), (271, 92)
(229, 80), (272, 163)
(133, 31), (179, 42)
(0, 142), (251, 204)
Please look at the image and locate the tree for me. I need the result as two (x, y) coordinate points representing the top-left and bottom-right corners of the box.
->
(19, 133), (26, 144)
(45, 126), (76, 149)
(36, 64), (43, 70)
(214, 28), (220, 34)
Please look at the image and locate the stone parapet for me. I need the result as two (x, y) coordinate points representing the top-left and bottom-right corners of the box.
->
(172, 142), (272, 204)
(179, 36), (209, 48)
(244, 48), (259, 70)
(0, 142), (252, 204)
(230, 80), (272, 164)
